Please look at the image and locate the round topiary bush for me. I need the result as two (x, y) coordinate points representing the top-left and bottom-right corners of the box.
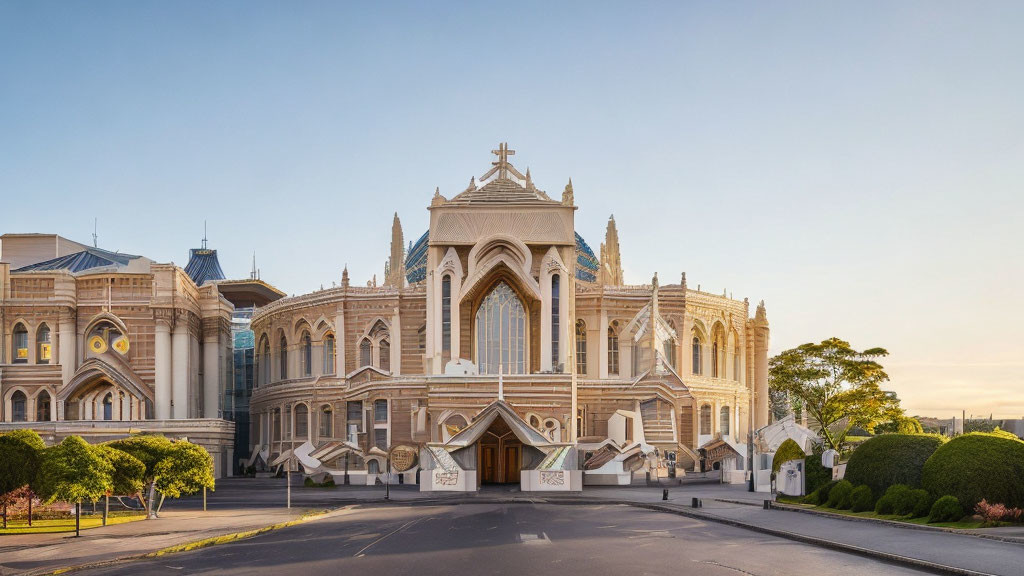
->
(875, 484), (911, 515)
(893, 488), (930, 517)
(844, 434), (946, 498)
(850, 485), (875, 512)
(929, 495), (963, 523)
(910, 489), (933, 518)
(826, 479), (853, 509)
(804, 479), (838, 505)
(921, 433), (1024, 511)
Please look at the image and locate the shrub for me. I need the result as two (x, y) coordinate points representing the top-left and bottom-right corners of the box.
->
(844, 434), (946, 499)
(321, 476), (335, 487)
(850, 485), (875, 512)
(929, 495), (963, 523)
(975, 499), (1024, 525)
(804, 448), (833, 496)
(892, 488), (931, 517)
(772, 439), (806, 474)
(910, 489), (933, 518)
(875, 484), (911, 515)
(921, 433), (1024, 511)
(303, 477), (315, 487)
(804, 479), (837, 505)
(826, 480), (853, 509)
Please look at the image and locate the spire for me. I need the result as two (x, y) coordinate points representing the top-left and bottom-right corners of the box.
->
(250, 252), (257, 280)
(600, 214), (624, 286)
(562, 178), (574, 206)
(341, 265), (350, 288)
(680, 271), (687, 290)
(525, 167), (533, 190)
(386, 213), (405, 287)
(755, 300), (768, 324)
(466, 176), (476, 191)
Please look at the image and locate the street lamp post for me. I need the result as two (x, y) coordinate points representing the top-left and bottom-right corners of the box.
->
(385, 456), (391, 500)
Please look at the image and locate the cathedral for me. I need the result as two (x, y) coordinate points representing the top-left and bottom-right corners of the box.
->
(246, 144), (770, 491)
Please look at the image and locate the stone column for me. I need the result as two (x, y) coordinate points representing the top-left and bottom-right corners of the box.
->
(753, 310), (770, 430)
(58, 317), (77, 385)
(203, 330), (220, 419)
(540, 272), (553, 372)
(390, 306), (401, 376)
(154, 321), (172, 419)
(172, 320), (189, 419)
(598, 310), (609, 379)
(335, 310), (346, 376)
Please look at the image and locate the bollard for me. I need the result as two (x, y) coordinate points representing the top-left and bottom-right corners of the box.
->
(764, 499), (772, 510)
(691, 497), (702, 508)
(662, 489), (669, 501)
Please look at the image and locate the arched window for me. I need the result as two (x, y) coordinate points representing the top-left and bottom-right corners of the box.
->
(699, 404), (712, 435)
(692, 337), (702, 375)
(475, 281), (526, 374)
(575, 320), (587, 375)
(12, 323), (28, 364)
(102, 393), (113, 421)
(300, 332), (312, 377)
(278, 334), (288, 380)
(11, 390), (27, 421)
(712, 342), (719, 378)
(720, 406), (731, 436)
(551, 275), (561, 370)
(664, 340), (676, 370)
(319, 405), (333, 438)
(258, 336), (271, 386)
(441, 274), (452, 364)
(368, 459), (380, 474)
(322, 334), (335, 375)
(732, 335), (741, 381)
(379, 339), (391, 372)
(272, 408), (281, 441)
(608, 321), (619, 376)
(359, 338), (372, 367)
(295, 404), (309, 439)
(36, 390), (51, 421)
(36, 324), (52, 364)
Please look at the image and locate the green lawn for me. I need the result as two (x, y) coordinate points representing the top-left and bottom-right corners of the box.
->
(778, 499), (985, 529)
(0, 513), (145, 534)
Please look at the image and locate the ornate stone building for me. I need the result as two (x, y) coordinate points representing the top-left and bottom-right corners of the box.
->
(0, 234), (283, 476)
(248, 145), (770, 491)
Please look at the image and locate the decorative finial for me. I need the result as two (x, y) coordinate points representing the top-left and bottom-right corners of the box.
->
(680, 271), (687, 288)
(562, 178), (574, 206)
(756, 300), (768, 323)
(525, 167), (533, 189)
(202, 220), (208, 250)
(652, 271), (659, 290)
(491, 142), (516, 179)
(341, 265), (350, 288)
(432, 186), (448, 206)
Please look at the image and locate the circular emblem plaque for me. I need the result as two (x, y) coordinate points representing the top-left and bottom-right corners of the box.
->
(112, 335), (130, 355)
(88, 335), (108, 354)
(389, 446), (418, 472)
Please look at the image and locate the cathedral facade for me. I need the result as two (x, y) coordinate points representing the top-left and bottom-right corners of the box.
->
(248, 145), (770, 490)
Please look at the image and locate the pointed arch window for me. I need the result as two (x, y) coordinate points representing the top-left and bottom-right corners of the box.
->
(551, 275), (561, 370)
(295, 404), (309, 439)
(475, 281), (526, 374)
(712, 342), (719, 378)
(322, 334), (336, 375)
(11, 390), (27, 422)
(258, 336), (271, 386)
(12, 323), (28, 364)
(441, 274), (452, 364)
(359, 339), (372, 368)
(36, 324), (51, 364)
(301, 331), (312, 377)
(692, 337), (702, 375)
(102, 393), (113, 421)
(720, 406), (731, 436)
(379, 339), (391, 372)
(699, 404), (712, 435)
(608, 321), (620, 376)
(36, 390), (51, 421)
(279, 334), (288, 380)
(575, 320), (587, 375)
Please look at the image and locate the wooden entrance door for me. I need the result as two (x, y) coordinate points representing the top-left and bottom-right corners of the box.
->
(503, 445), (521, 484)
(481, 445), (497, 483)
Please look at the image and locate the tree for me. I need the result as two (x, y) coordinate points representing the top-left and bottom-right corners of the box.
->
(93, 445), (145, 496)
(35, 436), (113, 536)
(0, 430), (45, 528)
(106, 435), (214, 518)
(875, 415), (924, 435)
(769, 338), (901, 450)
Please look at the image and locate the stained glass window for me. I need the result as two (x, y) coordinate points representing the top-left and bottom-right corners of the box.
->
(475, 281), (526, 374)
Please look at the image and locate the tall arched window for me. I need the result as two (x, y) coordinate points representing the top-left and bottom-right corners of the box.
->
(575, 320), (587, 375)
(692, 337), (702, 375)
(551, 275), (561, 370)
(258, 336), (271, 386)
(36, 390), (51, 421)
(102, 393), (113, 421)
(295, 404), (309, 439)
(441, 274), (452, 364)
(36, 324), (52, 364)
(699, 404), (712, 435)
(322, 334), (335, 375)
(301, 332), (312, 377)
(711, 342), (719, 378)
(12, 323), (28, 364)
(720, 406), (731, 436)
(11, 390), (27, 421)
(279, 334), (288, 380)
(273, 408), (281, 442)
(359, 339), (372, 367)
(319, 405), (333, 438)
(608, 321), (620, 376)
(379, 339), (390, 372)
(475, 281), (526, 374)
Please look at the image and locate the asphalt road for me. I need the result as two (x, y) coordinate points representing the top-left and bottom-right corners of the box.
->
(76, 503), (931, 576)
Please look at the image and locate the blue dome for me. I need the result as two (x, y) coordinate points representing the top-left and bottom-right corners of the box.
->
(575, 232), (599, 283)
(405, 230), (429, 284)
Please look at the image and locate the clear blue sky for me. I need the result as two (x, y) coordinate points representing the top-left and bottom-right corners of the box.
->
(2, 1), (1022, 418)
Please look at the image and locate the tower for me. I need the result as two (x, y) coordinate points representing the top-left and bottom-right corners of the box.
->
(753, 300), (770, 429)
(385, 213), (405, 287)
(599, 215), (624, 286)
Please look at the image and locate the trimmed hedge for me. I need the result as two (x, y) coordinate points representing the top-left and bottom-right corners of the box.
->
(844, 434), (946, 498)
(892, 488), (931, 517)
(772, 439), (806, 474)
(804, 479), (838, 505)
(850, 485), (874, 512)
(804, 448), (833, 496)
(826, 480), (853, 509)
(921, 433), (1024, 510)
(929, 495), (963, 523)
(875, 484), (911, 515)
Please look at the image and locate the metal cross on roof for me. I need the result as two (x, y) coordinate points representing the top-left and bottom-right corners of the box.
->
(491, 142), (515, 179)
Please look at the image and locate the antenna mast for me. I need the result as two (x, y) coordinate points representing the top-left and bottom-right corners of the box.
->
(92, 218), (98, 248)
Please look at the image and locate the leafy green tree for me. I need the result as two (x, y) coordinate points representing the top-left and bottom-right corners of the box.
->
(0, 430), (46, 528)
(93, 445), (145, 496)
(769, 338), (901, 450)
(106, 435), (214, 518)
(875, 415), (924, 435)
(35, 436), (113, 536)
